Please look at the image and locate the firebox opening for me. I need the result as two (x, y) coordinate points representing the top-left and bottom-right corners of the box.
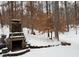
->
(12, 40), (22, 50)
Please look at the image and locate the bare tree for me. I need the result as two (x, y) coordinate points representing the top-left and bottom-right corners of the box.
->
(64, 1), (69, 31)
(30, 1), (35, 34)
(53, 1), (59, 41)
(74, 1), (78, 34)
(10, 1), (14, 19)
(46, 1), (50, 38)
(0, 12), (3, 27)
(20, 1), (23, 16)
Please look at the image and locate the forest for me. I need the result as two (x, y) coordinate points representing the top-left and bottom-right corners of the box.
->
(0, 1), (79, 57)
(0, 1), (79, 40)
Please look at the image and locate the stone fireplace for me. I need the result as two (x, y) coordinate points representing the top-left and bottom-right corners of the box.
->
(5, 19), (26, 51)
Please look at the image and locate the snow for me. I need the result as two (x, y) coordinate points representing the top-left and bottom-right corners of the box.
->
(0, 25), (9, 39)
(0, 49), (2, 53)
(3, 48), (30, 55)
(2, 47), (8, 50)
(10, 36), (25, 38)
(23, 28), (61, 46)
(59, 27), (79, 44)
(21, 27), (79, 57)
(20, 46), (79, 57)
(0, 25), (79, 57)
(0, 49), (2, 57)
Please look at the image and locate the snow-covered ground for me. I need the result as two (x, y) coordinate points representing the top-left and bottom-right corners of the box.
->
(21, 27), (79, 57)
(20, 45), (79, 57)
(0, 25), (9, 39)
(0, 25), (79, 57)
(23, 28), (60, 46)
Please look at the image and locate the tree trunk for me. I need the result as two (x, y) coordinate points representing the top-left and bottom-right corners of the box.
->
(53, 1), (59, 41)
(46, 1), (50, 38)
(74, 1), (77, 34)
(49, 31), (52, 40)
(11, 1), (14, 19)
(30, 1), (35, 35)
(64, 1), (69, 31)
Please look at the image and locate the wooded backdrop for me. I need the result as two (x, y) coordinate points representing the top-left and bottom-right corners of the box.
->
(0, 1), (79, 40)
